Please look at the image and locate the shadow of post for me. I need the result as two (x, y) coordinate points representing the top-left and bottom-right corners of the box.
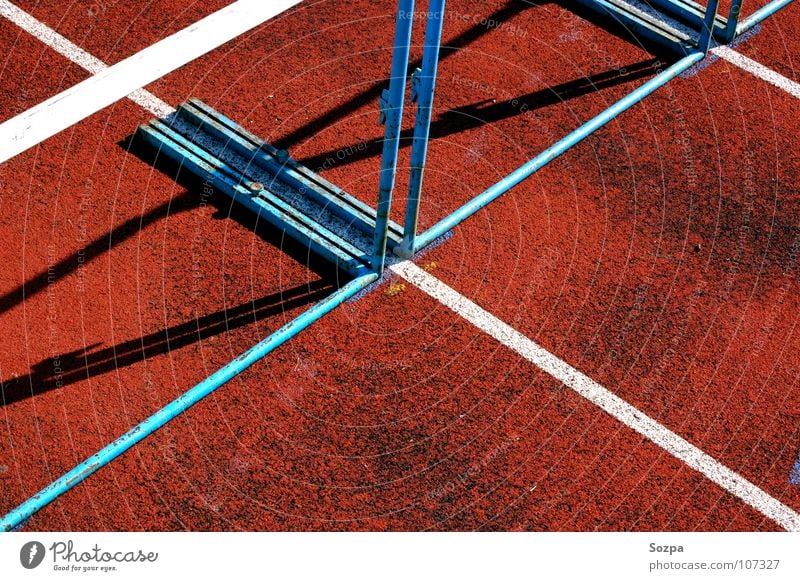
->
(270, 0), (535, 152)
(0, 279), (333, 406)
(296, 57), (663, 172)
(0, 192), (200, 318)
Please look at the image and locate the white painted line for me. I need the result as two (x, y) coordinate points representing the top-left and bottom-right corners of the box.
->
(0, 0), (303, 162)
(4, 0), (796, 531)
(0, 1), (105, 73)
(0, 0), (174, 118)
(390, 260), (800, 532)
(0, 0), (173, 118)
(712, 45), (800, 100)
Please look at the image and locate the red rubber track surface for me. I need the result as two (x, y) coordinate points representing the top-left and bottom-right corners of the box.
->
(0, 17), (89, 117)
(15, 0), (232, 64)
(0, 0), (798, 530)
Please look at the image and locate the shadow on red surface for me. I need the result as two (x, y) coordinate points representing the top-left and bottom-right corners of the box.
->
(297, 57), (663, 172)
(0, 278), (332, 406)
(271, 0), (535, 152)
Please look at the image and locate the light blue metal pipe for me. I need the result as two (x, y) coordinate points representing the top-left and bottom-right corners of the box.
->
(0, 272), (378, 532)
(413, 51), (705, 252)
(723, 0), (744, 42)
(737, 0), (794, 34)
(372, 0), (415, 274)
(698, 0), (721, 52)
(398, 0), (446, 258)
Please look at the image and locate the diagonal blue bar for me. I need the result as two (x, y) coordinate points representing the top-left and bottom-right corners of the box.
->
(413, 50), (706, 252)
(737, 0), (794, 35)
(399, 0), (446, 258)
(0, 273), (378, 532)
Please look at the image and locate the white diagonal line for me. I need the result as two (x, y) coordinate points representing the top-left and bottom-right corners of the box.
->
(5, 0), (798, 531)
(0, 0), (172, 118)
(391, 260), (800, 532)
(713, 45), (800, 100)
(0, 0), (303, 162)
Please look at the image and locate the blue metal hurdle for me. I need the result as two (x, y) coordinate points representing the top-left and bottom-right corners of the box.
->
(570, 0), (791, 52)
(1, 0), (794, 532)
(400, 0), (796, 256)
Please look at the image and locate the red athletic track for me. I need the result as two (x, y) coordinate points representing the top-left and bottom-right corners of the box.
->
(0, 0), (798, 531)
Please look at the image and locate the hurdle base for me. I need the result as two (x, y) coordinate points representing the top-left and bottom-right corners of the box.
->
(138, 99), (403, 278)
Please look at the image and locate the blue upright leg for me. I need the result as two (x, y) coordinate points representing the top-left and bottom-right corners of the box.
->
(723, 0), (744, 42)
(372, 0), (416, 274)
(699, 0), (721, 52)
(413, 51), (708, 251)
(398, 0), (446, 258)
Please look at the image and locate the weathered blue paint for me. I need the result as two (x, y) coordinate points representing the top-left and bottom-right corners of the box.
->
(723, 0), (744, 42)
(399, 0), (445, 258)
(698, 0), (721, 53)
(637, 0), (792, 42)
(175, 100), (404, 245)
(572, 0), (695, 54)
(0, 272), (378, 532)
(137, 98), (411, 278)
(4, 0), (793, 535)
(139, 120), (373, 277)
(570, 0), (778, 53)
(372, 0), (415, 274)
(645, 0), (733, 41)
(790, 454), (800, 486)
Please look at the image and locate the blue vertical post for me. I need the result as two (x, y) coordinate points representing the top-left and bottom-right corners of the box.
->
(723, 0), (744, 42)
(698, 0), (721, 52)
(372, 0), (416, 273)
(398, 0), (445, 258)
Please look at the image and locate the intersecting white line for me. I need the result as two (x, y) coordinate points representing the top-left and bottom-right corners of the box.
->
(0, 0), (304, 162)
(713, 45), (800, 100)
(390, 260), (800, 532)
(3, 0), (799, 531)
